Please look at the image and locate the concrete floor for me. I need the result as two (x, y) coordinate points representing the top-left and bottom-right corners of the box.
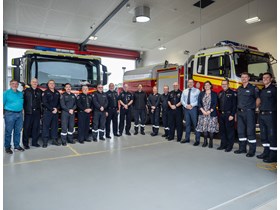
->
(4, 126), (277, 210)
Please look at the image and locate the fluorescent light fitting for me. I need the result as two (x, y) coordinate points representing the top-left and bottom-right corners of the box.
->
(136, 16), (150, 22)
(158, 46), (166, 50)
(89, 36), (98, 40)
(245, 16), (261, 24)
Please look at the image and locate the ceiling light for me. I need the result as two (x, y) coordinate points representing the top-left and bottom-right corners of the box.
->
(135, 6), (150, 23)
(89, 36), (98, 40)
(245, 16), (261, 24)
(158, 46), (166, 51)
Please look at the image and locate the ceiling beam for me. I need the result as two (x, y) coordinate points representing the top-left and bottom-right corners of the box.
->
(80, 0), (130, 50)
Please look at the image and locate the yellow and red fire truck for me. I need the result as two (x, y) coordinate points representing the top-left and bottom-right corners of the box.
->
(124, 40), (276, 94)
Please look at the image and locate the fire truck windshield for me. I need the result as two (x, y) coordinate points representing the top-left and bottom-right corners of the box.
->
(30, 59), (98, 87)
(234, 52), (272, 81)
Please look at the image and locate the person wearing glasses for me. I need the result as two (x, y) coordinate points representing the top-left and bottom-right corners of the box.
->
(92, 84), (108, 141)
(4, 79), (25, 154)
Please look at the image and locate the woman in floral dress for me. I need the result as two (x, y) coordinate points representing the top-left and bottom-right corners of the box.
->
(196, 81), (219, 148)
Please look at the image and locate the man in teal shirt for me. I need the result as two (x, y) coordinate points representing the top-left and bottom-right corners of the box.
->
(3, 80), (25, 154)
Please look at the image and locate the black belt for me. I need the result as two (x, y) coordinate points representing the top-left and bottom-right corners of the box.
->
(238, 108), (255, 112)
(220, 111), (231, 114)
(260, 111), (274, 115)
(5, 110), (21, 113)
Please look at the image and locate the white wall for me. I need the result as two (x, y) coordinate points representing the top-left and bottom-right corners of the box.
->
(143, 0), (277, 75)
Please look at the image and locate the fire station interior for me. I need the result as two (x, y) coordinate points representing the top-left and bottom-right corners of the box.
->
(2, 0), (278, 210)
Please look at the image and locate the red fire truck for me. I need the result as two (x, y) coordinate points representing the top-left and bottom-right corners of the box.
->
(124, 40), (276, 94)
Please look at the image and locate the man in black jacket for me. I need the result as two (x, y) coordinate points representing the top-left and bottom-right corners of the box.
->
(105, 83), (120, 138)
(133, 84), (147, 135)
(76, 85), (93, 144)
(92, 84), (108, 141)
(160, 85), (169, 138)
(148, 86), (160, 136)
(60, 83), (77, 145)
(168, 82), (183, 141)
(42, 80), (60, 148)
(218, 79), (237, 152)
(22, 78), (42, 149)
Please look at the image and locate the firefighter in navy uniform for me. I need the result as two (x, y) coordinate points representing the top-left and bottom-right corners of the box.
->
(118, 84), (134, 136)
(22, 78), (42, 149)
(217, 79), (237, 152)
(42, 80), (61, 148)
(168, 82), (183, 142)
(60, 83), (77, 146)
(105, 83), (120, 138)
(257, 73), (277, 163)
(133, 84), (147, 135)
(76, 85), (93, 144)
(160, 85), (170, 138)
(92, 84), (108, 141)
(148, 86), (161, 136)
(234, 72), (260, 157)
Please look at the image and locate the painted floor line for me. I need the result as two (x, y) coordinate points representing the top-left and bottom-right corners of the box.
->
(207, 181), (277, 210)
(4, 141), (168, 167)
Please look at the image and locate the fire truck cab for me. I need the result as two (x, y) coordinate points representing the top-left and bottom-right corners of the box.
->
(189, 40), (275, 92)
(11, 46), (108, 93)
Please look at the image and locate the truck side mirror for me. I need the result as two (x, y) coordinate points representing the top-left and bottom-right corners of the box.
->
(12, 66), (21, 82)
(12, 58), (21, 66)
(102, 65), (108, 85)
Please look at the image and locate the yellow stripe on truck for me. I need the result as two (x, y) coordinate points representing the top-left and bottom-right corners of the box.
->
(158, 75), (177, 79)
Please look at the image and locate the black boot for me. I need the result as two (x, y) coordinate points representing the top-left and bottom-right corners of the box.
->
(263, 151), (277, 163)
(246, 142), (256, 157)
(42, 138), (48, 148)
(140, 126), (145, 135)
(209, 133), (213, 148)
(202, 132), (208, 147)
(234, 141), (247, 154)
(134, 126), (139, 135)
(257, 147), (270, 159)
(52, 139), (61, 146)
(151, 127), (155, 136)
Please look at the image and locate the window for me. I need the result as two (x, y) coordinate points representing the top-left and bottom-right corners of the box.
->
(197, 56), (205, 74)
(31, 60), (98, 87)
(234, 53), (271, 81)
(207, 55), (231, 78)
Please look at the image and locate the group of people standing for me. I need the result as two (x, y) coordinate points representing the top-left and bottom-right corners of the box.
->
(3, 72), (277, 163)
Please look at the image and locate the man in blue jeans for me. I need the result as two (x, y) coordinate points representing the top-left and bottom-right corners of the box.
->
(3, 80), (25, 154)
(180, 79), (201, 145)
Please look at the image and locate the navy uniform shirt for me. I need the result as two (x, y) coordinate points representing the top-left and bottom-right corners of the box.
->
(76, 93), (93, 112)
(42, 89), (60, 111)
(60, 92), (77, 112)
(237, 83), (259, 109)
(133, 91), (147, 110)
(160, 93), (169, 111)
(118, 91), (133, 109)
(147, 93), (160, 108)
(218, 88), (237, 116)
(92, 91), (108, 112)
(106, 90), (118, 109)
(168, 90), (182, 107)
(259, 83), (277, 111)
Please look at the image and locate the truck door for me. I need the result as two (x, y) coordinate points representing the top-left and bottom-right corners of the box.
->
(157, 68), (178, 94)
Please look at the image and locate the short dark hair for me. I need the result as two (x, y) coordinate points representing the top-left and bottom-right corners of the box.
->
(82, 85), (88, 88)
(204, 81), (213, 89)
(241, 72), (250, 77)
(64, 83), (71, 87)
(10, 79), (18, 84)
(263, 72), (273, 78)
(188, 78), (194, 82)
(221, 79), (229, 84)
